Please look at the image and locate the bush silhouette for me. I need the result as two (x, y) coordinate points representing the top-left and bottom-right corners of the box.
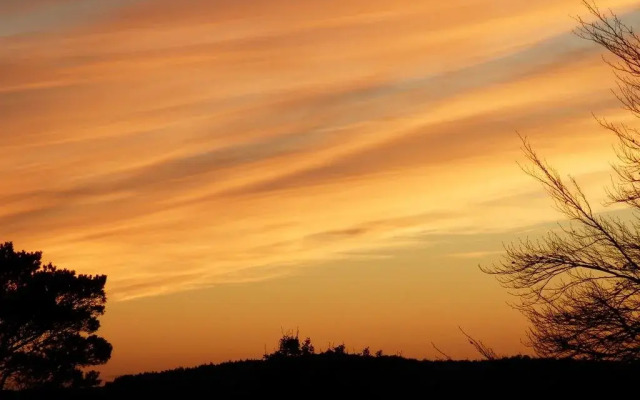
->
(264, 330), (314, 359)
(301, 337), (315, 356)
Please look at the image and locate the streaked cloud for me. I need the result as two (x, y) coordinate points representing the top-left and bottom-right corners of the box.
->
(1, 0), (639, 302)
(0, 0), (139, 37)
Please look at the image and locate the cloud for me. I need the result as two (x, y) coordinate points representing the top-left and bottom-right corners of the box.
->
(0, 0), (139, 37)
(1, 0), (638, 301)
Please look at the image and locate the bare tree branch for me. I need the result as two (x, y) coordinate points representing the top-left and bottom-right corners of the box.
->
(483, 2), (640, 361)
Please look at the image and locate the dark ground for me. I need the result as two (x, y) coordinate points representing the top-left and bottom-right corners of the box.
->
(4, 354), (639, 398)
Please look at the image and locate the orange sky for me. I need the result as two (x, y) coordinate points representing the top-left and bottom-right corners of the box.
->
(1, 0), (639, 381)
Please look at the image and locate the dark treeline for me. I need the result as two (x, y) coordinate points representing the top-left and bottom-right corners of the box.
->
(4, 351), (640, 398)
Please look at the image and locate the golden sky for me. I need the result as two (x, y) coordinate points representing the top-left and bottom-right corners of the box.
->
(1, 0), (639, 380)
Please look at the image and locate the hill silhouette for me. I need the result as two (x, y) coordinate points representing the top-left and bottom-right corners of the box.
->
(103, 354), (640, 396)
(5, 345), (640, 398)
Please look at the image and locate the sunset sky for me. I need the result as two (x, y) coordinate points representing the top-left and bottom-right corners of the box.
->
(2, 0), (639, 380)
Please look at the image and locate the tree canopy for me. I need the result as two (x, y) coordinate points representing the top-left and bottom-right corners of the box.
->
(483, 2), (640, 360)
(0, 242), (112, 390)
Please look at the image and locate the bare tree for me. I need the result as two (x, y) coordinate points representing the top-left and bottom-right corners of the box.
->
(482, 2), (640, 361)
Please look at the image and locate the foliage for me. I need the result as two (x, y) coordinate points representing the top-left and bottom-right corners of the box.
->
(482, 2), (640, 360)
(325, 343), (346, 355)
(301, 337), (315, 356)
(102, 355), (640, 398)
(264, 331), (351, 360)
(0, 242), (112, 389)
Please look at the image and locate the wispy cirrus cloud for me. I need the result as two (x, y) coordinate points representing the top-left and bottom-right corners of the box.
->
(1, 0), (638, 301)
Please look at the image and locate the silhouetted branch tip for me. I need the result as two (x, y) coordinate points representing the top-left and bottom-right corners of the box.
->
(431, 342), (453, 361)
(458, 327), (498, 360)
(481, 1), (640, 361)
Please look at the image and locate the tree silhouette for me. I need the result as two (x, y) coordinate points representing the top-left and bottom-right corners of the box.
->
(264, 330), (315, 359)
(301, 337), (315, 356)
(0, 242), (112, 390)
(482, 2), (640, 360)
